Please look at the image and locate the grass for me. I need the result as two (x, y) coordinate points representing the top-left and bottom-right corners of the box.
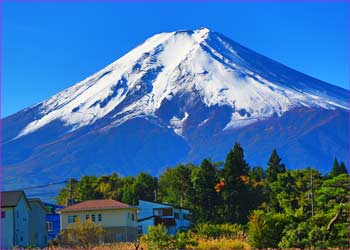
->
(195, 237), (251, 250)
(21, 237), (251, 250)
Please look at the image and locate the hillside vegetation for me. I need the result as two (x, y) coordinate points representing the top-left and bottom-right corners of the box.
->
(57, 143), (349, 249)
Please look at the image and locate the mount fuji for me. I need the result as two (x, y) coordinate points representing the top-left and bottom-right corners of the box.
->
(2, 28), (349, 192)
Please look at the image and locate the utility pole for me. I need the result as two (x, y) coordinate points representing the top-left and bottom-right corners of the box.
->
(154, 189), (157, 202)
(66, 178), (78, 206)
(310, 170), (314, 217)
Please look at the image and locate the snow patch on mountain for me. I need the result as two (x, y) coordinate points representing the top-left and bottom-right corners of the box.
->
(169, 112), (189, 136)
(15, 27), (349, 139)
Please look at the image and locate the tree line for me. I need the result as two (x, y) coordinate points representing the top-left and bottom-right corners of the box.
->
(56, 143), (349, 248)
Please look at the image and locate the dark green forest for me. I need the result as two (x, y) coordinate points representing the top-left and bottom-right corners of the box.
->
(56, 143), (349, 248)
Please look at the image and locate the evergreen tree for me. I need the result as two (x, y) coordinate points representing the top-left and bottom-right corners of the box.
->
(338, 161), (348, 175)
(221, 143), (250, 223)
(192, 159), (219, 224)
(330, 158), (348, 177)
(77, 176), (102, 201)
(249, 166), (266, 182)
(223, 143), (250, 179)
(132, 173), (158, 204)
(158, 164), (195, 207)
(330, 158), (339, 176)
(266, 149), (286, 183)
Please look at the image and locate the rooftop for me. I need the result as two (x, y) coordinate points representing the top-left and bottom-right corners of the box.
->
(139, 200), (189, 210)
(1, 190), (25, 207)
(59, 199), (136, 213)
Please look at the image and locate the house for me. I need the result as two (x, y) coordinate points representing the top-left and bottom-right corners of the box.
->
(59, 199), (138, 242)
(28, 198), (49, 248)
(138, 200), (190, 235)
(43, 202), (64, 241)
(1, 191), (30, 249)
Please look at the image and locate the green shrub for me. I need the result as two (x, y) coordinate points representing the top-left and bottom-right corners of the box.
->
(278, 222), (329, 249)
(174, 231), (198, 249)
(143, 225), (174, 250)
(247, 210), (290, 248)
(143, 225), (198, 250)
(196, 223), (245, 239)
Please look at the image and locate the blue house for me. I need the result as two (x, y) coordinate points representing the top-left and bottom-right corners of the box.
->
(43, 203), (64, 241)
(138, 200), (190, 235)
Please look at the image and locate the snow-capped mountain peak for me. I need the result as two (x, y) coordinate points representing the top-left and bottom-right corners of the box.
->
(16, 27), (349, 139)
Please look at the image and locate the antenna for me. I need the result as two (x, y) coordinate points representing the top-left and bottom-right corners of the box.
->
(310, 169), (314, 217)
(65, 178), (78, 206)
(154, 189), (157, 202)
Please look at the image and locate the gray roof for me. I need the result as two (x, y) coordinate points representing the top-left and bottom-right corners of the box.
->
(28, 198), (50, 213)
(1, 191), (25, 207)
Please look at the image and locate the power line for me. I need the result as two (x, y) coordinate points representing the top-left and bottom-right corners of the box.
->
(11, 180), (67, 191)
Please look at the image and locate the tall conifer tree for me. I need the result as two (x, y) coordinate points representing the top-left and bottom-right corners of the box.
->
(221, 143), (250, 223)
(266, 149), (286, 183)
(330, 158), (348, 177)
(193, 159), (219, 223)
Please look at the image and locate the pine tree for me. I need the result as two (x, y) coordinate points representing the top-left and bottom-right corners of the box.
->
(192, 159), (219, 224)
(221, 142), (250, 223)
(223, 143), (249, 179)
(266, 149), (286, 183)
(330, 158), (348, 177)
(338, 161), (348, 175)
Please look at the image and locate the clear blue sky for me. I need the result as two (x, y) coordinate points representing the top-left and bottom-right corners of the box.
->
(2, 2), (349, 117)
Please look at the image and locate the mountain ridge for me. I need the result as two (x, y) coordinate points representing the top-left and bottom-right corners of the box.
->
(6, 27), (348, 141)
(2, 27), (348, 193)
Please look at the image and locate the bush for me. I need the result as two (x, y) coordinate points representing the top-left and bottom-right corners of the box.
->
(247, 210), (290, 248)
(196, 223), (245, 239)
(143, 225), (198, 250)
(174, 231), (198, 249)
(143, 225), (174, 250)
(60, 218), (104, 250)
(278, 222), (329, 249)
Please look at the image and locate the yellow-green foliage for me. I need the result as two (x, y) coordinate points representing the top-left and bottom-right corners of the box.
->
(196, 223), (245, 239)
(142, 225), (198, 250)
(196, 237), (251, 250)
(60, 218), (104, 250)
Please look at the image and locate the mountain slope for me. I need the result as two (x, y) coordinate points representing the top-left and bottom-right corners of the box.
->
(2, 27), (349, 194)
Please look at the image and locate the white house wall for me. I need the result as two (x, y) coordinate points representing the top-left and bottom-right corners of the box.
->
(1, 207), (14, 249)
(29, 202), (47, 248)
(60, 208), (138, 230)
(14, 196), (30, 248)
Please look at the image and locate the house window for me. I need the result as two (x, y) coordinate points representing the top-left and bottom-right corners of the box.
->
(154, 208), (173, 217)
(98, 214), (102, 222)
(131, 213), (135, 221)
(68, 215), (74, 224)
(1, 211), (5, 219)
(116, 232), (123, 241)
(91, 214), (96, 222)
(174, 212), (179, 219)
(47, 222), (53, 232)
(154, 209), (161, 216)
(86, 214), (90, 220)
(183, 214), (189, 220)
(68, 215), (77, 224)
